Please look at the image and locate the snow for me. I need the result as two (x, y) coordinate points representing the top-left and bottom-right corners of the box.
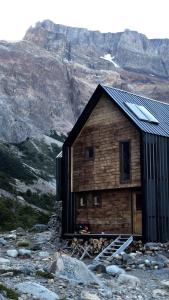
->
(100, 54), (120, 68)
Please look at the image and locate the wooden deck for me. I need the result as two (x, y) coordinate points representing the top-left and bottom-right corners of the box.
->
(63, 233), (142, 240)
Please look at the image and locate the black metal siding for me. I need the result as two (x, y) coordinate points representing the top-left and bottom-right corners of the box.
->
(56, 156), (62, 202)
(62, 145), (75, 235)
(142, 133), (169, 242)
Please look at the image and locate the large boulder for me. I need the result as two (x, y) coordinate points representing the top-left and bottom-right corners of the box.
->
(16, 282), (59, 300)
(51, 253), (100, 284)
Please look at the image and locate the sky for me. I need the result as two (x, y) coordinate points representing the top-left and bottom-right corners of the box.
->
(1, 0), (169, 41)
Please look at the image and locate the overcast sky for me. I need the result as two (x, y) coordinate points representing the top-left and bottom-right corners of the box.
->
(1, 0), (169, 41)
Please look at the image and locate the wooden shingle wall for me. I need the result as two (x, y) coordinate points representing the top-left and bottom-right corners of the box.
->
(76, 189), (133, 233)
(72, 95), (141, 192)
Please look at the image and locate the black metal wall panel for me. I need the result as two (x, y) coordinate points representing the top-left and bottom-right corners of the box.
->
(61, 145), (75, 235)
(142, 133), (169, 242)
(56, 157), (62, 202)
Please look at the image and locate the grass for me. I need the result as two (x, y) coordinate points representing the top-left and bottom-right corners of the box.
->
(0, 283), (19, 300)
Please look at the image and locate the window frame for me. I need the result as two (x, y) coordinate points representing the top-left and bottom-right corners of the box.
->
(92, 193), (102, 208)
(77, 194), (87, 209)
(85, 146), (95, 160)
(119, 140), (131, 183)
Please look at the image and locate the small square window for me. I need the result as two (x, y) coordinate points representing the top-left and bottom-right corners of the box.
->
(78, 196), (87, 208)
(93, 194), (101, 208)
(85, 147), (94, 160)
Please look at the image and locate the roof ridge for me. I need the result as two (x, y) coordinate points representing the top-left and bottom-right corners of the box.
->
(101, 84), (169, 107)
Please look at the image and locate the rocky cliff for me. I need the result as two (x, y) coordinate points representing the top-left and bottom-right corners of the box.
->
(0, 20), (169, 143)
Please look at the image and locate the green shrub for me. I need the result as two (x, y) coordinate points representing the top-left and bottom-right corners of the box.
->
(0, 197), (50, 232)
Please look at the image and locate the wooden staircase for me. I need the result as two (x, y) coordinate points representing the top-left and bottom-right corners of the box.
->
(94, 235), (133, 262)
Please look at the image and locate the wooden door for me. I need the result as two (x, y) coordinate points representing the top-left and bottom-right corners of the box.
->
(132, 192), (142, 235)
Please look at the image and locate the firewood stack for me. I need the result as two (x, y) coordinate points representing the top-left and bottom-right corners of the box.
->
(67, 238), (113, 257)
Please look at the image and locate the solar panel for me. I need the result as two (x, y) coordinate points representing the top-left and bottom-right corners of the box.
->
(125, 102), (159, 124)
(138, 105), (159, 124)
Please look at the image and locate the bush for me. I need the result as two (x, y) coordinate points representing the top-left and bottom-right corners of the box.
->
(0, 197), (50, 232)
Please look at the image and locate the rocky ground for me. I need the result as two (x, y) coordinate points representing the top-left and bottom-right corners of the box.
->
(0, 227), (169, 299)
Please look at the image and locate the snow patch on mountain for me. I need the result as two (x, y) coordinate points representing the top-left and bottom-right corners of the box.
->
(100, 54), (120, 68)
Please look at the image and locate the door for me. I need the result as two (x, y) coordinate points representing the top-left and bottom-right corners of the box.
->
(132, 192), (142, 235)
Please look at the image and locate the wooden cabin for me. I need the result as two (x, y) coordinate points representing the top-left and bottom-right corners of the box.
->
(57, 84), (169, 242)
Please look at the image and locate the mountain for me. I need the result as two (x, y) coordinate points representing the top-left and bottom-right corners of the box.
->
(1, 20), (169, 228)
(0, 20), (169, 143)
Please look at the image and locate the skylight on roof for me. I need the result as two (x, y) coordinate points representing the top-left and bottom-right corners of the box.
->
(125, 102), (159, 124)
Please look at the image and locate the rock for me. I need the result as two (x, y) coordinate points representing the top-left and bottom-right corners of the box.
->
(20, 263), (36, 275)
(88, 263), (106, 273)
(16, 281), (59, 300)
(160, 280), (169, 288)
(16, 227), (25, 234)
(138, 264), (145, 269)
(117, 273), (140, 287)
(152, 289), (169, 297)
(54, 253), (100, 284)
(144, 259), (151, 267)
(6, 249), (18, 258)
(0, 238), (7, 246)
(18, 248), (32, 257)
(32, 224), (48, 232)
(144, 242), (161, 251)
(0, 258), (10, 264)
(38, 251), (50, 258)
(106, 265), (125, 277)
(81, 291), (101, 300)
(5, 234), (16, 240)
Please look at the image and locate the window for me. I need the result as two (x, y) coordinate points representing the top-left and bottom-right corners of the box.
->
(125, 102), (159, 124)
(93, 194), (102, 208)
(85, 146), (94, 160)
(78, 196), (87, 208)
(120, 141), (131, 182)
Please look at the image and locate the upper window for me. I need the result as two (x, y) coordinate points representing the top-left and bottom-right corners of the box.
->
(120, 141), (131, 182)
(125, 102), (159, 124)
(85, 146), (94, 160)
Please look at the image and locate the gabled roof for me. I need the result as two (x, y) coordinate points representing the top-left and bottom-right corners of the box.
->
(64, 84), (169, 147)
(103, 85), (169, 137)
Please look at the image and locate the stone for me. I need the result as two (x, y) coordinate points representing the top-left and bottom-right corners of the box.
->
(0, 238), (7, 246)
(5, 234), (16, 240)
(160, 280), (169, 288)
(106, 265), (125, 277)
(54, 253), (100, 284)
(32, 224), (48, 232)
(38, 251), (50, 258)
(144, 242), (161, 251)
(0, 258), (10, 264)
(6, 249), (18, 258)
(144, 259), (151, 267)
(16, 282), (59, 300)
(18, 249), (32, 257)
(152, 289), (168, 297)
(20, 263), (36, 275)
(117, 273), (140, 287)
(81, 291), (101, 300)
(88, 263), (106, 273)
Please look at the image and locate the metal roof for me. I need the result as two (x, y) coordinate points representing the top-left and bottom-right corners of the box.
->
(56, 151), (62, 158)
(102, 85), (169, 137)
